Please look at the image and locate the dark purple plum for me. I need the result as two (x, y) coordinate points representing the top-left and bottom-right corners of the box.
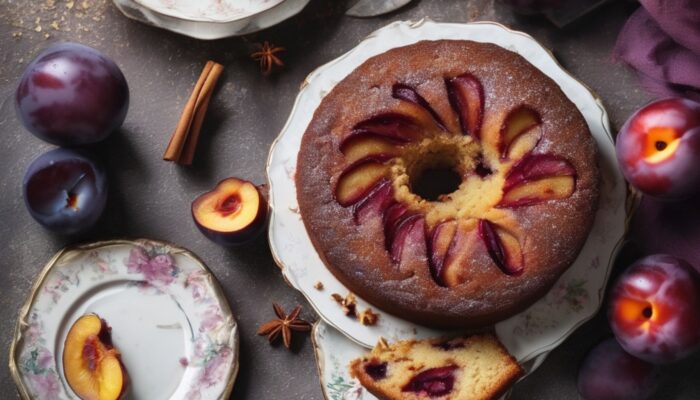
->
(577, 338), (660, 400)
(23, 148), (108, 234)
(608, 255), (700, 364)
(16, 42), (129, 146)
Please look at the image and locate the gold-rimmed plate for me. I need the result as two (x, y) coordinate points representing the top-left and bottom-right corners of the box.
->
(9, 239), (239, 399)
(266, 19), (627, 373)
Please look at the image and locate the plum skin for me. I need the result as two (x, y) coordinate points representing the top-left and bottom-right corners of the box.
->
(577, 338), (660, 400)
(615, 98), (700, 200)
(193, 208), (268, 246)
(15, 42), (129, 146)
(608, 254), (700, 364)
(23, 148), (108, 235)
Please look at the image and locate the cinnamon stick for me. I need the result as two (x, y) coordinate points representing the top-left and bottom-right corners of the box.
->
(163, 60), (224, 165)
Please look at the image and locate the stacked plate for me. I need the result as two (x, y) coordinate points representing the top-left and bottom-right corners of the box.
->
(113, 0), (311, 39)
(266, 20), (628, 399)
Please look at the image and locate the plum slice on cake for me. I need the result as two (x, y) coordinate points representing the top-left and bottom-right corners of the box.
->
(333, 76), (579, 285)
(350, 333), (523, 400)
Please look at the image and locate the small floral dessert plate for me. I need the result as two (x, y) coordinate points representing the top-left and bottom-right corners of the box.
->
(267, 18), (627, 372)
(9, 239), (238, 399)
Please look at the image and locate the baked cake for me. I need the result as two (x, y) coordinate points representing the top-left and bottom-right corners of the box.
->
(350, 334), (523, 400)
(296, 40), (599, 327)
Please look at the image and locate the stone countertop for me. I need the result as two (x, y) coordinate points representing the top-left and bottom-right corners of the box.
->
(1, 0), (698, 398)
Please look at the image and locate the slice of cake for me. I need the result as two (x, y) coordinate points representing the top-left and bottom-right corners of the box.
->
(349, 334), (523, 400)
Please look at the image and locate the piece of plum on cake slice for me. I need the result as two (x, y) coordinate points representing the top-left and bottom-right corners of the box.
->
(349, 333), (523, 400)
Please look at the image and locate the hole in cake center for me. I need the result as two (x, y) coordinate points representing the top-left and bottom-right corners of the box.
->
(411, 167), (462, 202)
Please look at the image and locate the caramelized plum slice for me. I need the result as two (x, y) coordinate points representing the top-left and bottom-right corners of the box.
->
(478, 219), (524, 276)
(389, 214), (423, 263)
(392, 83), (447, 130)
(441, 224), (481, 287)
(428, 220), (458, 286)
(335, 158), (391, 207)
(340, 132), (403, 164)
(353, 179), (395, 224)
(499, 154), (577, 208)
(352, 113), (423, 143)
(383, 203), (409, 249)
(499, 106), (542, 159)
(402, 365), (459, 397)
(446, 73), (484, 139)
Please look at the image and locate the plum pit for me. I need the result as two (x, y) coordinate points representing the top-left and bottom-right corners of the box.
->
(218, 194), (242, 216)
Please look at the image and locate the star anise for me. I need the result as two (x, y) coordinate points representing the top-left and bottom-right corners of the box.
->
(257, 303), (312, 349)
(250, 41), (285, 76)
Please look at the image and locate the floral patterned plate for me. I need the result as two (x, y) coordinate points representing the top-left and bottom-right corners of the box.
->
(313, 321), (522, 400)
(267, 19), (628, 364)
(9, 239), (238, 400)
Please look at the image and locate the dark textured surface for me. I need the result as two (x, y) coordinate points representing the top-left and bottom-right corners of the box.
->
(0, 0), (698, 399)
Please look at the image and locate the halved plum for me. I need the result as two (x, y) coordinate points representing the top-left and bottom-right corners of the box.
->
(499, 106), (542, 159)
(63, 314), (127, 400)
(392, 83), (447, 131)
(478, 219), (524, 276)
(446, 73), (484, 138)
(498, 154), (576, 208)
(335, 158), (392, 207)
(192, 177), (268, 246)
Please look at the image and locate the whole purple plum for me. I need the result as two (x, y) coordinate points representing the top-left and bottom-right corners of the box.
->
(609, 255), (700, 364)
(23, 148), (108, 234)
(578, 338), (660, 400)
(616, 98), (700, 200)
(15, 42), (129, 146)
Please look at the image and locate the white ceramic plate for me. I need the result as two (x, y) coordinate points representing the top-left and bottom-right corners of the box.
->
(113, 0), (310, 40)
(267, 20), (626, 361)
(10, 239), (238, 400)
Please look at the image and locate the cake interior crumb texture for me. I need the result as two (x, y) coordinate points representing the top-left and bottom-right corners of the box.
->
(350, 334), (524, 400)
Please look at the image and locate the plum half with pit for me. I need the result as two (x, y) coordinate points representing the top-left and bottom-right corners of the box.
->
(192, 177), (268, 246)
(577, 338), (660, 400)
(608, 254), (700, 364)
(616, 98), (700, 199)
(15, 42), (129, 146)
(23, 148), (108, 235)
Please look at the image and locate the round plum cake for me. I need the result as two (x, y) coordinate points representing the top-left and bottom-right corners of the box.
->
(296, 40), (599, 328)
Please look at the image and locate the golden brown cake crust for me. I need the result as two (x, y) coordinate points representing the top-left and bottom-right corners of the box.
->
(296, 40), (599, 328)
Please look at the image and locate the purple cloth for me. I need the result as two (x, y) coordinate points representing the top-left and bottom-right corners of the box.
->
(613, 0), (700, 101)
